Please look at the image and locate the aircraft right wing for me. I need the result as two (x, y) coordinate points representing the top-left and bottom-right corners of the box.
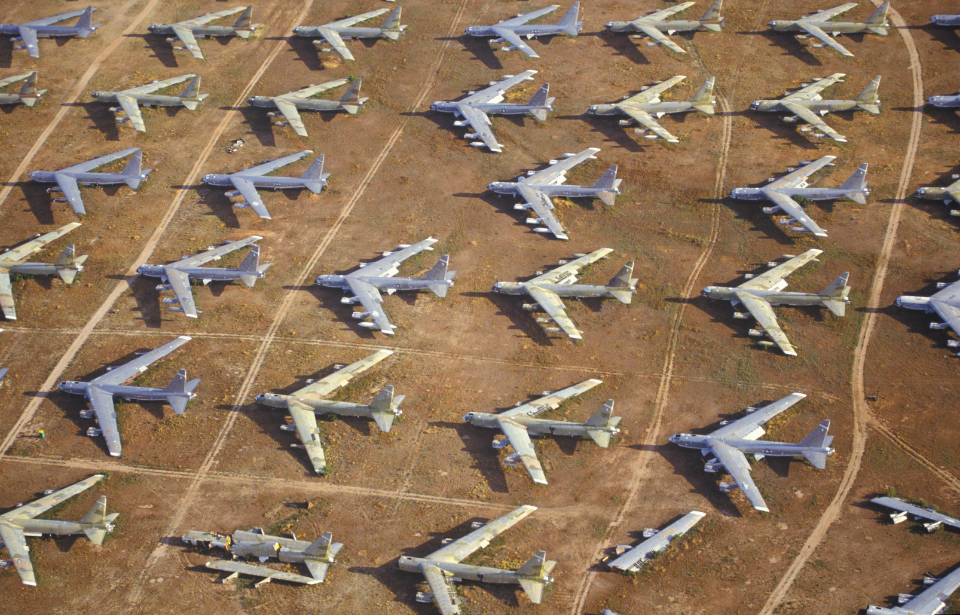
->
(345, 278), (393, 334)
(349, 237), (438, 277)
(516, 184), (567, 240)
(708, 440), (770, 512)
(180, 7), (247, 26)
(617, 106), (680, 142)
(738, 249), (822, 291)
(171, 26), (204, 59)
(88, 386), (122, 457)
(229, 177), (271, 219)
(460, 70), (538, 105)
(0, 72), (32, 89)
(52, 173), (85, 214)
(0, 272), (14, 320)
(0, 475), (104, 521)
(287, 400), (327, 474)
(457, 105), (501, 153)
(427, 505), (537, 563)
(526, 286), (581, 339)
(898, 566), (960, 615)
(497, 5), (560, 26)
(0, 222), (81, 264)
(734, 292), (797, 356)
(780, 102), (847, 142)
(795, 24), (855, 57)
(502, 378), (602, 419)
(205, 560), (321, 585)
(523, 148), (600, 185)
(16, 27), (40, 58)
(290, 350), (393, 399)
(760, 190), (828, 237)
(806, 3), (858, 22)
(325, 8), (390, 28)
(314, 28), (354, 61)
(607, 510), (705, 572)
(528, 248), (613, 285)
(782, 73), (846, 101)
(929, 292), (960, 340)
(90, 336), (192, 387)
(636, 2), (696, 22)
(632, 24), (686, 53)
(708, 392), (807, 440)
(0, 524), (35, 586)
(871, 496), (960, 531)
(274, 100), (308, 137)
(420, 564), (463, 615)
(619, 75), (686, 105)
(163, 267), (198, 318)
(496, 417), (547, 484)
(116, 95), (147, 133)
(172, 236), (262, 268)
(490, 27), (540, 58)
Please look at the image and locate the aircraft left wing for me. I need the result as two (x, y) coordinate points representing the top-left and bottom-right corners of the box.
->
(163, 267), (198, 318)
(607, 510), (706, 572)
(496, 417), (547, 484)
(0, 525), (34, 585)
(90, 336), (192, 386)
(88, 387), (122, 457)
(502, 378), (602, 419)
(238, 150), (312, 177)
(172, 236), (262, 268)
(180, 7), (247, 27)
(457, 105), (501, 153)
(526, 286), (581, 339)
(0, 222), (81, 264)
(617, 107), (679, 142)
(288, 400), (327, 474)
(0, 475), (104, 521)
(523, 148), (600, 185)
(708, 392), (807, 440)
(734, 292), (796, 356)
(490, 27), (540, 58)
(795, 24), (854, 56)
(0, 72), (32, 89)
(52, 173), (85, 214)
(620, 75), (686, 105)
(516, 184), (567, 240)
(326, 8), (390, 28)
(286, 79), (350, 99)
(420, 564), (462, 615)
(765, 156), (836, 187)
(871, 496), (960, 531)
(529, 247), (613, 285)
(314, 28), (354, 61)
(64, 147), (142, 174)
(291, 349), (393, 399)
(780, 102), (847, 142)
(806, 2), (858, 22)
(898, 566), (960, 615)
(782, 73), (846, 101)
(171, 26), (204, 59)
(460, 70), (538, 105)
(228, 178), (270, 219)
(124, 74), (194, 96)
(116, 95), (146, 132)
(929, 297), (960, 340)
(497, 5), (560, 26)
(709, 440), (770, 512)
(738, 249), (822, 291)
(350, 237), (437, 277)
(16, 27), (41, 58)
(427, 505), (537, 563)
(205, 560), (321, 585)
(760, 191), (828, 237)
(633, 24), (686, 53)
(345, 278), (393, 334)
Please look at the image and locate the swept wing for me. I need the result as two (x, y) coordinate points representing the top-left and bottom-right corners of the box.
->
(163, 268), (198, 318)
(899, 566), (960, 614)
(709, 440), (770, 511)
(618, 107), (680, 142)
(205, 560), (321, 585)
(314, 29), (353, 60)
(16, 27), (40, 58)
(285, 79), (349, 99)
(229, 178), (270, 219)
(708, 392), (807, 439)
(0, 222), (80, 265)
(607, 510), (705, 571)
(116, 95), (146, 132)
(123, 74), (194, 96)
(288, 400), (326, 473)
(529, 247), (613, 284)
(871, 496), (960, 531)
(348, 237), (437, 277)
(765, 156), (836, 187)
(179, 7), (247, 27)
(456, 105), (500, 152)
(929, 283), (960, 338)
(460, 70), (538, 105)
(274, 100), (307, 136)
(633, 24), (686, 53)
(0, 72), (32, 90)
(805, 3), (858, 21)
(0, 272), (14, 319)
(497, 5), (559, 26)
(52, 173), (85, 214)
(490, 27), (539, 58)
(170, 26), (204, 59)
(780, 102), (846, 141)
(0, 474), (103, 521)
(619, 75), (686, 105)
(523, 147), (600, 184)
(734, 292), (797, 356)
(527, 286), (580, 339)
(760, 191), (828, 237)
(236, 150), (312, 176)
(290, 349), (392, 399)
(782, 73), (845, 100)
(639, 2), (696, 21)
(796, 23), (855, 56)
(325, 8), (390, 28)
(62, 147), (142, 174)
(738, 249), (822, 291)
(345, 279), (393, 333)
(171, 236), (261, 268)
(426, 505), (537, 562)
(496, 417), (547, 484)
(88, 387), (122, 456)
(90, 336), (192, 386)
(0, 525), (34, 585)
(516, 184), (566, 239)
(501, 378), (602, 419)
(421, 565), (462, 615)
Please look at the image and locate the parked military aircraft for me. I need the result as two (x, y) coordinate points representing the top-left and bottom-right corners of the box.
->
(0, 6), (99, 58)
(916, 173), (960, 215)
(0, 72), (44, 107)
(770, 1), (890, 57)
(29, 147), (152, 215)
(399, 505), (555, 615)
(872, 496), (960, 533)
(136, 236), (270, 318)
(57, 336), (199, 457)
(866, 563), (960, 615)
(607, 511), (705, 572)
(248, 79), (365, 137)
(701, 249), (850, 356)
(147, 6), (259, 60)
(92, 74), (207, 133)
(751, 73), (881, 143)
(0, 222), (86, 320)
(929, 87), (960, 108)
(730, 155), (869, 238)
(604, 0), (723, 53)
(670, 392), (834, 512)
(202, 150), (328, 220)
(493, 248), (636, 340)
(896, 273), (960, 354)
(587, 75), (716, 142)
(464, 3), (581, 59)
(931, 14), (960, 27)
(315, 237), (455, 335)
(293, 7), (405, 61)
(184, 527), (343, 584)
(464, 379), (620, 484)
(256, 349), (401, 474)
(488, 148), (620, 240)
(430, 70), (553, 153)
(0, 474), (116, 586)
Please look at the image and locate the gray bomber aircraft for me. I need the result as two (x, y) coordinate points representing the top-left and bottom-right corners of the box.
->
(751, 73), (881, 143)
(916, 172), (960, 215)
(867, 563), (960, 615)
(202, 150), (328, 220)
(0, 72), (44, 107)
(256, 349), (402, 474)
(0, 6), (99, 58)
(29, 147), (152, 215)
(464, 3), (581, 59)
(57, 336), (199, 457)
(493, 248), (637, 340)
(670, 392), (834, 512)
(730, 155), (869, 238)
(0, 222), (86, 321)
(607, 510), (706, 572)
(136, 236), (271, 318)
(147, 6), (259, 60)
(248, 78), (365, 137)
(0, 475), (116, 587)
(929, 86), (960, 108)
(430, 70), (553, 153)
(896, 272), (960, 354)
(315, 237), (455, 335)
(587, 75), (716, 143)
(872, 496), (960, 533)
(463, 378), (620, 485)
(604, 0), (723, 54)
(293, 7), (405, 61)
(488, 147), (621, 240)
(92, 74), (207, 133)
(932, 14), (960, 27)
(702, 249), (850, 356)
(770, 1), (890, 57)
(184, 527), (343, 585)
(399, 505), (555, 615)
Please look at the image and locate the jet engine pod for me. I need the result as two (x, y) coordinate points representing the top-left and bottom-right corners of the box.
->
(718, 481), (738, 492)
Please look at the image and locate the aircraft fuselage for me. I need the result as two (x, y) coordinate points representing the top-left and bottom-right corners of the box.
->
(488, 182), (604, 200)
(606, 18), (703, 33)
(28, 170), (131, 186)
(730, 187), (851, 201)
(398, 556), (525, 585)
(493, 281), (617, 299)
(701, 286), (831, 307)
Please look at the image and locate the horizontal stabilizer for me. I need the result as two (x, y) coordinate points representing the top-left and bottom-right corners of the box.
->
(798, 420), (833, 469)
(55, 244), (84, 284)
(340, 78), (363, 114)
(591, 165), (621, 205)
(516, 551), (556, 604)
(528, 84), (552, 120)
(584, 400), (621, 448)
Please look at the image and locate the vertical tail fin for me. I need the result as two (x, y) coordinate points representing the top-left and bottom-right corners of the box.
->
(699, 0), (723, 29)
(819, 272), (850, 316)
(238, 246), (271, 286)
(516, 551), (556, 604)
(18, 72), (42, 107)
(179, 75), (205, 110)
(233, 6), (253, 30)
(303, 532), (333, 558)
(865, 0), (890, 26)
(528, 84), (552, 121)
(369, 385), (404, 432)
(380, 7), (404, 39)
(164, 369), (200, 414)
(80, 496), (117, 545)
(556, 2), (581, 35)
(583, 399), (622, 448)
(120, 150), (147, 189)
(839, 163), (869, 204)
(690, 77), (717, 114)
(421, 255), (456, 297)
(591, 166), (621, 205)
(340, 78), (363, 114)
(75, 6), (95, 35)
(606, 261), (637, 304)
(300, 155), (327, 193)
(55, 244), (85, 284)
(798, 420), (834, 469)
(854, 76), (882, 115)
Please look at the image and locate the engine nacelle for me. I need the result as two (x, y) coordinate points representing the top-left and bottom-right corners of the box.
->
(161, 297), (180, 304)
(503, 453), (521, 466)
(167, 306), (184, 313)
(762, 206), (782, 214)
(232, 202), (249, 209)
(469, 142), (487, 148)
(501, 46), (517, 52)
(642, 134), (659, 140)
(947, 340), (959, 348)
(225, 190), (242, 199)
(748, 329), (766, 337)
(340, 296), (360, 305)
(641, 528), (660, 538)
(704, 459), (724, 473)
(415, 592), (434, 604)
(46, 187), (63, 194)
(924, 521), (943, 533)
(778, 218), (798, 225)
(732, 312), (750, 320)
(492, 439), (509, 449)
(513, 203), (531, 210)
(525, 217), (542, 225)
(930, 322), (950, 330)
(888, 510), (908, 524)
(79, 410), (95, 419)
(86, 427), (102, 437)
(718, 481), (738, 492)
(521, 304), (539, 311)
(618, 119), (633, 126)
(267, 111), (282, 118)
(357, 321), (378, 329)
(52, 198), (70, 204)
(351, 311), (371, 319)
(452, 119), (468, 127)
(937, 282), (950, 289)
(280, 424), (296, 432)
(535, 317), (551, 324)
(543, 327), (561, 333)
(463, 133), (479, 139)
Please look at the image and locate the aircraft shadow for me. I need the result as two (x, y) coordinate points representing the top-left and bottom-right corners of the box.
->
(431, 420), (510, 494)
(61, 101), (121, 141)
(923, 105), (960, 130)
(436, 34), (502, 70)
(293, 284), (379, 341)
(576, 114), (652, 154)
(599, 30), (652, 65)
(878, 276), (960, 348)
(0, 41), (13, 68)
(184, 183), (243, 229)
(125, 34), (179, 68)
(654, 441), (745, 517)
(230, 399), (324, 479)
(712, 195), (823, 245)
(17, 181), (58, 225)
(739, 30), (823, 66)
(459, 291), (554, 345)
(747, 110), (826, 149)
(922, 23), (960, 54)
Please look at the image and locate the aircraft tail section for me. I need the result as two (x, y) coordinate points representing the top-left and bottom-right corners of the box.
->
(76, 6), (97, 37)
(238, 246), (270, 287)
(300, 155), (327, 193)
(18, 72), (43, 107)
(854, 76), (882, 114)
(839, 163), (869, 204)
(80, 496), (117, 545)
(584, 399), (621, 448)
(421, 255), (456, 297)
(516, 551), (556, 604)
(380, 7), (405, 39)
(591, 165), (621, 205)
(340, 78), (364, 114)
(690, 76), (717, 114)
(179, 75), (204, 110)
(369, 385), (404, 432)
(303, 531), (334, 558)
(55, 244), (85, 284)
(232, 6), (255, 37)
(798, 420), (834, 469)
(556, 2), (582, 36)
(120, 150), (149, 189)
(164, 369), (200, 414)
(527, 84), (553, 121)
(819, 273), (851, 316)
(606, 261), (637, 304)
(864, 0), (890, 31)
(699, 0), (723, 30)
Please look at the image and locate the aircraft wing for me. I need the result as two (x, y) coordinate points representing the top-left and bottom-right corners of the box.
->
(709, 392), (807, 440)
(163, 267), (198, 318)
(0, 222), (81, 264)
(929, 298), (960, 339)
(490, 27), (540, 58)
(288, 400), (327, 474)
(88, 386), (122, 457)
(0, 272), (14, 320)
(286, 79), (350, 99)
(796, 24), (854, 56)
(456, 105), (501, 153)
(91, 336), (192, 386)
(420, 564), (463, 615)
(461, 70), (538, 104)
(351, 237), (438, 278)
(0, 72), (32, 90)
(205, 560), (321, 585)
(314, 28), (354, 61)
(239, 150), (312, 177)
(782, 73), (846, 100)
(780, 102), (847, 142)
(25, 9), (89, 27)
(760, 190), (828, 237)
(523, 148), (600, 185)
(291, 349), (393, 398)
(618, 106), (680, 142)
(632, 24), (686, 53)
(619, 75), (686, 105)
(16, 27), (40, 58)
(326, 8), (390, 27)
(116, 95), (146, 132)
(52, 173), (85, 214)
(640, 2), (696, 21)
(230, 178), (270, 219)
(806, 2), (858, 22)
(498, 5), (559, 26)
(529, 247), (613, 284)
(274, 100), (307, 137)
(607, 510), (705, 572)
(0, 525), (35, 586)
(899, 566), (960, 614)
(345, 278), (393, 334)
(516, 185), (567, 240)
(173, 236), (262, 268)
(526, 286), (581, 339)
(738, 249), (822, 291)
(426, 505), (537, 562)
(180, 7), (246, 26)
(502, 378), (602, 419)
(496, 417), (547, 484)
(734, 292), (797, 356)
(171, 26), (204, 59)
(125, 74), (194, 96)
(871, 496), (960, 531)
(0, 475), (103, 521)
(64, 147), (142, 174)
(709, 440), (770, 512)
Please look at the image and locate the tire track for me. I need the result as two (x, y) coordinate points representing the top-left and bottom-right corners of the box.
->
(868, 416), (960, 495)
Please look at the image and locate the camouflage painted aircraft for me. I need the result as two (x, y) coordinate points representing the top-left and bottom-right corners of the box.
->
(256, 349), (402, 474)
(136, 236), (271, 318)
(770, 1), (890, 57)
(148, 6), (259, 60)
(248, 78), (365, 137)
(0, 6), (99, 58)
(867, 563), (960, 615)
(315, 237), (455, 335)
(463, 378), (620, 484)
(931, 14), (960, 27)
(587, 75), (716, 142)
(29, 147), (152, 215)
(751, 73), (881, 143)
(57, 336), (199, 457)
(607, 511), (705, 572)
(184, 527), (343, 585)
(493, 248), (637, 339)
(0, 475), (116, 586)
(872, 496), (960, 533)
(604, 0), (723, 54)
(916, 172), (960, 215)
(465, 3), (581, 59)
(701, 249), (851, 356)
(0, 72), (44, 107)
(92, 74), (207, 133)
(0, 222), (86, 320)
(399, 505), (555, 615)
(896, 273), (960, 355)
(929, 86), (960, 108)
(430, 70), (553, 153)
(202, 150), (328, 220)
(670, 392), (834, 512)
(488, 148), (621, 240)
(730, 155), (869, 238)
(293, 7), (405, 61)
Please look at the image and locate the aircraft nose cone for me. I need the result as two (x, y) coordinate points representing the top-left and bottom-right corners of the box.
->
(463, 413), (472, 421)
